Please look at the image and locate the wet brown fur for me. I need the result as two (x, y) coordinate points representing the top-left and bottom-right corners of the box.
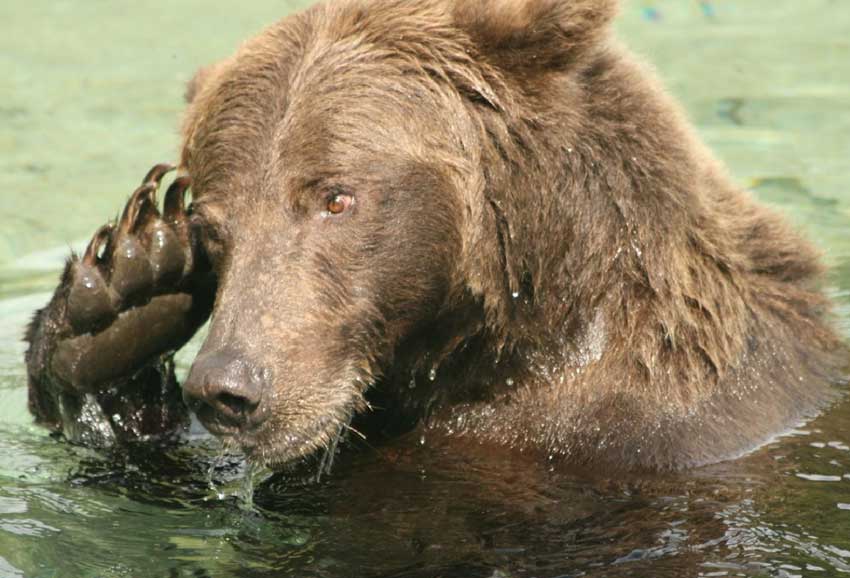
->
(177, 0), (847, 469)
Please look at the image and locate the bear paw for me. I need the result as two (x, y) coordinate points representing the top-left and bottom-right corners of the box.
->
(43, 164), (215, 393)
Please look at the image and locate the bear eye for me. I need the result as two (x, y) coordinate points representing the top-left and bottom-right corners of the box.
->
(325, 193), (353, 216)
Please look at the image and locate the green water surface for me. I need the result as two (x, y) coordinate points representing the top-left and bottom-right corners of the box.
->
(1, 1), (850, 577)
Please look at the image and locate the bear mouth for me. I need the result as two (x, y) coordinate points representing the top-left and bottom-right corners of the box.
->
(235, 421), (346, 468)
(206, 402), (361, 468)
(187, 363), (372, 467)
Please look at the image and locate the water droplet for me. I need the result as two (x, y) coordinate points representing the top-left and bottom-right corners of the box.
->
(506, 378), (514, 386)
(428, 367), (437, 381)
(511, 291), (520, 299)
(419, 435), (426, 446)
(631, 239), (643, 258)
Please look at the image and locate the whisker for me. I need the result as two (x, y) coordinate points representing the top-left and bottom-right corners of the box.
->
(315, 423), (344, 482)
(343, 422), (367, 441)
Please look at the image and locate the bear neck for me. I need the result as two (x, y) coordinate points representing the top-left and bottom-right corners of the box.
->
(410, 44), (845, 467)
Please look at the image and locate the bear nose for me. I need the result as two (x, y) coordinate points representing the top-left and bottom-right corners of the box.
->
(182, 349), (267, 432)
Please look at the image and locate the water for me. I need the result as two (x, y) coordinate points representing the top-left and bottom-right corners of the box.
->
(2, 1), (850, 576)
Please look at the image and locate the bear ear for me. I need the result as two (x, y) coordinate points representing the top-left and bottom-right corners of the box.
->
(453, 0), (618, 72)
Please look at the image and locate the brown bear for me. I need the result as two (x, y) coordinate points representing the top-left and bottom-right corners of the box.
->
(25, 0), (847, 470)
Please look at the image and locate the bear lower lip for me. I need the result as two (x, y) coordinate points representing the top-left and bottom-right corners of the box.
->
(195, 410), (254, 437)
(230, 421), (342, 467)
(192, 401), (269, 437)
(199, 419), (271, 457)
(200, 421), (240, 436)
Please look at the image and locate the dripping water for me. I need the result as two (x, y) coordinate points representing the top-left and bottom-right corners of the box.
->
(206, 446), (231, 501)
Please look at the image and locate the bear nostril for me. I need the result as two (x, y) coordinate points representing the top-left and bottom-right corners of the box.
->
(214, 391), (258, 417)
(183, 349), (267, 431)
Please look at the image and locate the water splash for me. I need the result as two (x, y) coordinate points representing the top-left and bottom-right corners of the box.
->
(238, 462), (272, 511)
(62, 394), (116, 448)
(206, 446), (231, 501)
(204, 446), (271, 510)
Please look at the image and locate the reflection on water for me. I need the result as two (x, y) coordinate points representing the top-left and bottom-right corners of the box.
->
(1, 1), (849, 577)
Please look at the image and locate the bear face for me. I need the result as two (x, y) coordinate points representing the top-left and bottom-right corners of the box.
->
(172, 0), (845, 470)
(176, 0), (624, 465)
(179, 2), (486, 464)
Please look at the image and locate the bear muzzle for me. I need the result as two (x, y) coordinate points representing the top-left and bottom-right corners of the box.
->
(182, 348), (269, 435)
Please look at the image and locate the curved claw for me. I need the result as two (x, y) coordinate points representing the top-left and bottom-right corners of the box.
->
(133, 192), (163, 236)
(82, 224), (115, 267)
(118, 184), (157, 236)
(140, 163), (176, 188)
(163, 176), (192, 224)
(71, 225), (117, 333)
